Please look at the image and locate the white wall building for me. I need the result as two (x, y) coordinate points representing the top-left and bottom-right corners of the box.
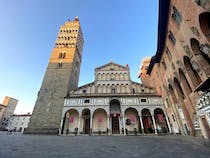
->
(8, 114), (31, 133)
(60, 62), (171, 135)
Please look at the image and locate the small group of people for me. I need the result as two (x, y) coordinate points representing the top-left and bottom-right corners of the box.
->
(7, 128), (16, 135)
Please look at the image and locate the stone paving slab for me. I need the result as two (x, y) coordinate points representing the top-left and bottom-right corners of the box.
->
(0, 132), (210, 158)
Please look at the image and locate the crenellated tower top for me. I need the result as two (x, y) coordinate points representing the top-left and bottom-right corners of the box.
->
(54, 17), (83, 51)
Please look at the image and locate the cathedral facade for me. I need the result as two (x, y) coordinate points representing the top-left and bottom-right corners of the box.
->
(60, 62), (171, 135)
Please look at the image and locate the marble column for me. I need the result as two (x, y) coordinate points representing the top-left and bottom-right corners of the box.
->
(165, 113), (172, 133)
(122, 115), (126, 135)
(107, 116), (110, 135)
(139, 115), (144, 134)
(119, 116), (122, 134)
(90, 114), (93, 134)
(77, 116), (81, 135)
(152, 115), (158, 134)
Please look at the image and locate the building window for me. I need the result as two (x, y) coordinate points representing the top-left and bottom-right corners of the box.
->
(172, 114), (176, 122)
(172, 6), (182, 25)
(132, 88), (135, 94)
(199, 12), (210, 42)
(168, 31), (176, 45)
(58, 52), (66, 59)
(166, 48), (172, 60)
(195, 0), (210, 10)
(111, 88), (116, 93)
(140, 98), (147, 102)
(110, 78), (114, 81)
(62, 53), (66, 58)
(84, 99), (90, 103)
(83, 90), (87, 93)
(57, 63), (62, 68)
(161, 60), (167, 70)
(58, 53), (62, 59)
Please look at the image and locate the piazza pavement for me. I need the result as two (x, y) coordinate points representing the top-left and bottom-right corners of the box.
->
(0, 131), (210, 158)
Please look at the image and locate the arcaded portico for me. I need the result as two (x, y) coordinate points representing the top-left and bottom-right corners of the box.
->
(60, 98), (171, 135)
(60, 62), (171, 135)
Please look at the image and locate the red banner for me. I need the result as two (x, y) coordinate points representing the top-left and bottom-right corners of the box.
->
(157, 114), (164, 122)
(130, 115), (136, 123)
(69, 116), (74, 123)
(98, 115), (103, 123)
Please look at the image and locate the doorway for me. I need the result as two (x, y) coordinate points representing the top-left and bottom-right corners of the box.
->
(82, 109), (90, 134)
(110, 99), (121, 134)
(112, 116), (120, 134)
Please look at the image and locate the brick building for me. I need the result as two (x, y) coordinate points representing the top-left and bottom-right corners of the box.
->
(140, 0), (210, 138)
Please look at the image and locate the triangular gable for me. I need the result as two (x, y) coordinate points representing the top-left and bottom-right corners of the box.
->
(95, 61), (128, 71)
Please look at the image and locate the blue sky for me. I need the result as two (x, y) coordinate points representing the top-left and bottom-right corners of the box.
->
(0, 0), (158, 114)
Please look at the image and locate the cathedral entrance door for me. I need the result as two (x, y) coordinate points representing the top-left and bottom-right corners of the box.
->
(82, 109), (90, 134)
(110, 99), (121, 134)
(84, 118), (90, 134)
(112, 116), (120, 134)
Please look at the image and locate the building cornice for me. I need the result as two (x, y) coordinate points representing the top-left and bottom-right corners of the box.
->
(147, 0), (171, 75)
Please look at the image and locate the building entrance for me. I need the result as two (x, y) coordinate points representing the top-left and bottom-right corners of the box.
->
(82, 109), (90, 134)
(110, 99), (121, 134)
(112, 116), (120, 134)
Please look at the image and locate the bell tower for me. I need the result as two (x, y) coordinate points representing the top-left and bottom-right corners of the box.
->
(25, 17), (84, 134)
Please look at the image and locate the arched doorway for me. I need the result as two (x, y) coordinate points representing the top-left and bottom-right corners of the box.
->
(110, 99), (121, 134)
(62, 109), (79, 135)
(154, 108), (169, 133)
(142, 109), (154, 134)
(92, 108), (107, 134)
(124, 108), (140, 134)
(82, 109), (90, 134)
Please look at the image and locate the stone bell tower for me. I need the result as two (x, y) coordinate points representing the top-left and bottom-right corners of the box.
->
(25, 17), (84, 134)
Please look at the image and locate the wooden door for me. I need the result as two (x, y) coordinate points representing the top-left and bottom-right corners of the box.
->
(84, 118), (90, 134)
(112, 117), (120, 134)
